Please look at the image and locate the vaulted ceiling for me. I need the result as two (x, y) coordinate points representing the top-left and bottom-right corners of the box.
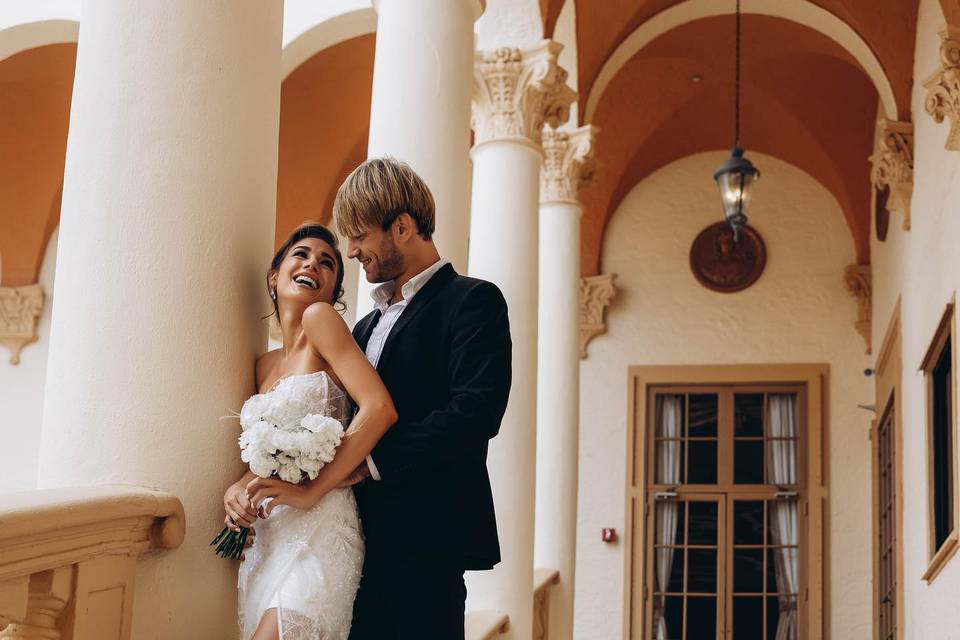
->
(276, 34), (374, 247)
(0, 44), (74, 287)
(537, 0), (929, 274)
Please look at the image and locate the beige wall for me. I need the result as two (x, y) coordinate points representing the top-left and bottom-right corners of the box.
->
(870, 0), (960, 634)
(575, 151), (873, 639)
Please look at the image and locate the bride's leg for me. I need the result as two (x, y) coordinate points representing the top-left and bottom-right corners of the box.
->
(251, 608), (280, 640)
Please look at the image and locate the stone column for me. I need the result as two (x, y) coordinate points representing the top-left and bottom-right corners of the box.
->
(467, 41), (575, 640)
(36, 2), (283, 638)
(354, 0), (482, 317)
(534, 125), (596, 640)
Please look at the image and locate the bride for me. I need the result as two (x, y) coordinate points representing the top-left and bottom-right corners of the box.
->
(221, 222), (397, 640)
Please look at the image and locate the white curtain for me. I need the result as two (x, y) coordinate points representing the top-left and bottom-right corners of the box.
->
(653, 395), (683, 640)
(767, 394), (799, 640)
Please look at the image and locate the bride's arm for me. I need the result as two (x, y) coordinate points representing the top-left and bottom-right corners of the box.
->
(223, 351), (276, 529)
(247, 302), (397, 513)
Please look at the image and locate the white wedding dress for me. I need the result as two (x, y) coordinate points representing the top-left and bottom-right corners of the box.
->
(237, 371), (364, 640)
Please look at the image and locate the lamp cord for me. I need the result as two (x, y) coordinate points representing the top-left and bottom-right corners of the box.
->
(735, 0), (741, 147)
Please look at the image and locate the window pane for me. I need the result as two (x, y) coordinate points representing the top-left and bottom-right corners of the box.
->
(767, 596), (797, 640)
(688, 501), (718, 545)
(688, 394), (718, 436)
(664, 596), (683, 640)
(687, 440), (717, 484)
(734, 548), (765, 593)
(735, 501), (764, 545)
(735, 439), (765, 484)
(656, 501), (685, 545)
(688, 549), (717, 593)
(655, 547), (684, 593)
(656, 394), (686, 437)
(932, 338), (954, 550)
(656, 439), (685, 485)
(736, 393), (764, 436)
(733, 596), (764, 640)
(686, 597), (717, 639)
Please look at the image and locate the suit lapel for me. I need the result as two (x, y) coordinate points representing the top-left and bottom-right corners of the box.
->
(353, 309), (381, 353)
(376, 263), (456, 370)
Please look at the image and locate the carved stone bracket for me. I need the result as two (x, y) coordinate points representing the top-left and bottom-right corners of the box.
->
(540, 125), (598, 204)
(0, 284), (45, 365)
(580, 273), (617, 359)
(924, 26), (960, 150)
(473, 40), (577, 148)
(869, 118), (913, 230)
(844, 265), (872, 354)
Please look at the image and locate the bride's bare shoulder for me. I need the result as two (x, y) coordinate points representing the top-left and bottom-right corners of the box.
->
(255, 348), (282, 387)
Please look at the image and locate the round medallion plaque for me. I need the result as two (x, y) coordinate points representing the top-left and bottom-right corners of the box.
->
(689, 222), (766, 293)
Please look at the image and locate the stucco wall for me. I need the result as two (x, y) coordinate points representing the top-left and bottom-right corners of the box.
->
(869, 0), (960, 636)
(575, 151), (873, 639)
(1, 228), (56, 491)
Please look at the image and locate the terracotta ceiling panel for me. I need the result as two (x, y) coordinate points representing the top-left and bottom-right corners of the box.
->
(575, 0), (917, 120)
(580, 15), (877, 275)
(0, 44), (76, 287)
(276, 34), (375, 248)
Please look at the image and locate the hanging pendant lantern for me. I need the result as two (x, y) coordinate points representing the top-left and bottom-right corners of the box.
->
(714, 0), (759, 241)
(714, 147), (759, 241)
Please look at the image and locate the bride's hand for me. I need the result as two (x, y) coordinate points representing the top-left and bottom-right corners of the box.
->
(246, 477), (319, 516)
(224, 480), (259, 530)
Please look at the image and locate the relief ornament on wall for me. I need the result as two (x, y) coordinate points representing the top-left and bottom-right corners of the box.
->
(689, 222), (766, 293)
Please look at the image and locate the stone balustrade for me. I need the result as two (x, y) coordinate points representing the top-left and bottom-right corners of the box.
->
(0, 485), (184, 640)
(465, 567), (560, 640)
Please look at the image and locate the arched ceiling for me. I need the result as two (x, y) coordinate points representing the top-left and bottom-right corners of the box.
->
(276, 33), (374, 248)
(537, 0), (923, 120)
(0, 43), (75, 287)
(579, 15), (877, 275)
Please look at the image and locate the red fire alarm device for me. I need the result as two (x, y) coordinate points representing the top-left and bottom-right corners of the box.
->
(602, 528), (617, 543)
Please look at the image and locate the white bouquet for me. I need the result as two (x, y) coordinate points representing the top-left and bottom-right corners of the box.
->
(212, 398), (345, 558)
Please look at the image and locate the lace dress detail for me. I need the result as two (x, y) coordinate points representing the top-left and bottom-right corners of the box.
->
(237, 371), (364, 640)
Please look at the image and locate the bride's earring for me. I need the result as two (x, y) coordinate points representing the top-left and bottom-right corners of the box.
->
(270, 288), (277, 300)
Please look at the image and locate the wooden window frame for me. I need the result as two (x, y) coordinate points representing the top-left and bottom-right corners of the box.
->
(872, 300), (905, 638)
(624, 364), (827, 640)
(919, 299), (959, 583)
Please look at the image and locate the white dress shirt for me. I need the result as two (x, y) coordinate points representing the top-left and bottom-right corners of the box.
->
(363, 258), (450, 480)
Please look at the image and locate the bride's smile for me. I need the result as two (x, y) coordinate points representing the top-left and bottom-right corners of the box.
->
(272, 237), (339, 306)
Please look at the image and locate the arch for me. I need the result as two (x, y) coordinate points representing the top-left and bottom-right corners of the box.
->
(0, 19), (78, 63)
(584, 0), (898, 122)
(282, 8), (377, 79)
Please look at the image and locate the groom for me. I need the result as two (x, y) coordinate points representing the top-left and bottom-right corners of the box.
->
(333, 157), (512, 639)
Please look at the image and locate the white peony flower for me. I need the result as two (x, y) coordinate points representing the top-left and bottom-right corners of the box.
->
(239, 394), (271, 429)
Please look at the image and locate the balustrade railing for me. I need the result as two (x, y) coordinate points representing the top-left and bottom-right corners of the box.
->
(0, 485), (184, 640)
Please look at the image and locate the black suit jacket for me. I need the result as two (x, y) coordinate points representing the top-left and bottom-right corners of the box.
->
(352, 263), (511, 570)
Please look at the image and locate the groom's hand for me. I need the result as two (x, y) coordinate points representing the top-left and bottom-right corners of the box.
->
(337, 463), (371, 488)
(224, 481), (258, 530)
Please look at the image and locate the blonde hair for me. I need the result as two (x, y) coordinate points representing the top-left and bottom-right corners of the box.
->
(333, 156), (436, 239)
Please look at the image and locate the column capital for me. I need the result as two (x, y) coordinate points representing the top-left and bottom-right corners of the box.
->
(0, 284), (44, 365)
(869, 118), (913, 230)
(541, 125), (598, 204)
(580, 273), (617, 359)
(472, 40), (577, 149)
(843, 264), (872, 354)
(924, 26), (960, 150)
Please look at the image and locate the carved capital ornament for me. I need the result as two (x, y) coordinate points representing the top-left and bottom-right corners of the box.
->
(843, 265), (872, 354)
(869, 119), (913, 230)
(0, 284), (44, 365)
(580, 274), (617, 359)
(924, 27), (960, 150)
(540, 125), (598, 204)
(472, 40), (577, 148)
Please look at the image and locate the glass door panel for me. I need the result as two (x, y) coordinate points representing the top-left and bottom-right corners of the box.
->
(728, 496), (799, 640)
(651, 496), (724, 640)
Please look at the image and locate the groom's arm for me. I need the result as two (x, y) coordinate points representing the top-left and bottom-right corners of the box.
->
(369, 280), (512, 480)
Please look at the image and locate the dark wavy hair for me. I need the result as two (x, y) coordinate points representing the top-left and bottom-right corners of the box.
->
(267, 222), (346, 319)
